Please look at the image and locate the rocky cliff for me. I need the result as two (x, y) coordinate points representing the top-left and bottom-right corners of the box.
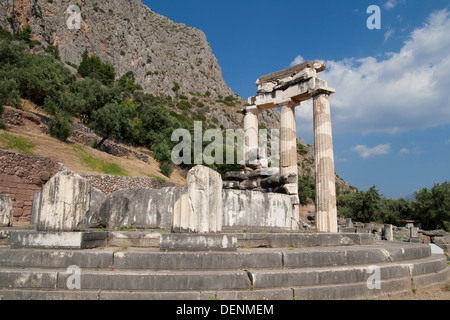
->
(0, 0), (234, 99)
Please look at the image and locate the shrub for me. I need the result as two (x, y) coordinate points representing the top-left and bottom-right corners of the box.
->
(159, 162), (173, 177)
(49, 112), (73, 142)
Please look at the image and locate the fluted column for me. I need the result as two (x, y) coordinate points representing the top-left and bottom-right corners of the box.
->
(243, 105), (260, 164)
(313, 92), (337, 233)
(279, 100), (299, 201)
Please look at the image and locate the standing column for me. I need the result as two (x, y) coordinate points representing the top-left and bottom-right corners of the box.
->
(279, 100), (299, 201)
(313, 92), (337, 233)
(243, 105), (260, 165)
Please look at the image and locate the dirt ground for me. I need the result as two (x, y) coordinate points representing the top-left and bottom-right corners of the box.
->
(2, 104), (187, 186)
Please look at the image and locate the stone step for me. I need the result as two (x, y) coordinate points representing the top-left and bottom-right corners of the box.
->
(1, 229), (376, 249)
(0, 243), (432, 271)
(0, 268), (252, 291)
(0, 256), (448, 300)
(249, 255), (448, 289)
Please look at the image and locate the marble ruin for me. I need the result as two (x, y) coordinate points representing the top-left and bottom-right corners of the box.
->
(243, 61), (338, 233)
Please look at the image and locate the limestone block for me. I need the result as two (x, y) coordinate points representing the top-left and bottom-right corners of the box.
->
(223, 181), (240, 189)
(173, 165), (223, 233)
(225, 171), (247, 181)
(35, 171), (95, 232)
(84, 187), (186, 230)
(384, 224), (394, 241)
(0, 195), (13, 227)
(410, 227), (419, 238)
(282, 183), (298, 195)
(280, 173), (297, 184)
(260, 174), (280, 189)
(239, 180), (258, 190)
(260, 167), (280, 177)
(222, 189), (297, 231)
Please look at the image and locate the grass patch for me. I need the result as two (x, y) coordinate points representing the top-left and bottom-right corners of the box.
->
(0, 131), (36, 155)
(147, 174), (166, 183)
(72, 145), (129, 176)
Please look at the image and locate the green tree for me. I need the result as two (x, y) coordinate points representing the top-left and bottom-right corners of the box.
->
(337, 186), (383, 223)
(13, 25), (32, 44)
(413, 182), (450, 231)
(0, 76), (21, 108)
(88, 101), (132, 148)
(49, 111), (73, 142)
(298, 174), (316, 205)
(77, 50), (115, 84)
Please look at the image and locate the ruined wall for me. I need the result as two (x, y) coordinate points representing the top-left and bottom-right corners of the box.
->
(79, 174), (175, 195)
(0, 150), (63, 222)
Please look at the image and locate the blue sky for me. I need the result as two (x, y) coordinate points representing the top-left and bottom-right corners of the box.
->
(143, 0), (450, 199)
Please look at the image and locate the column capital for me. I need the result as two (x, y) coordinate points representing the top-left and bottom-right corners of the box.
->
(310, 78), (336, 98)
(242, 105), (261, 115)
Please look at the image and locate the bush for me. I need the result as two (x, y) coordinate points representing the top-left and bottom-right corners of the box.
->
(0, 77), (21, 108)
(159, 162), (173, 177)
(77, 50), (115, 84)
(49, 112), (73, 142)
(13, 25), (32, 44)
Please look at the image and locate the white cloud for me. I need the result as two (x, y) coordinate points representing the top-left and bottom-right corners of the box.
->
(290, 55), (305, 67)
(352, 144), (391, 158)
(399, 147), (410, 154)
(310, 9), (450, 135)
(384, 0), (405, 10)
(384, 28), (395, 41)
(399, 147), (421, 155)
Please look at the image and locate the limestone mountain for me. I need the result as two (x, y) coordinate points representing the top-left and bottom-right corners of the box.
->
(0, 0), (233, 99)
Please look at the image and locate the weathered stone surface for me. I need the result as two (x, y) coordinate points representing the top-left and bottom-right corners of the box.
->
(223, 180), (240, 189)
(9, 231), (108, 249)
(384, 224), (394, 241)
(222, 190), (296, 231)
(432, 235), (450, 245)
(260, 174), (280, 189)
(0, 195), (13, 227)
(280, 173), (297, 185)
(84, 187), (187, 230)
(160, 234), (237, 252)
(173, 166), (223, 233)
(421, 230), (447, 237)
(225, 171), (247, 181)
(282, 183), (298, 195)
(239, 179), (258, 190)
(34, 171), (98, 232)
(410, 227), (419, 238)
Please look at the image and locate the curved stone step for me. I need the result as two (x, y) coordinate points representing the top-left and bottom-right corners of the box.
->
(0, 268), (252, 291)
(0, 243), (432, 271)
(248, 255), (448, 289)
(1, 267), (448, 301)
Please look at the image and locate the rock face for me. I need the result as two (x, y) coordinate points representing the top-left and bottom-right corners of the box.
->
(173, 165), (223, 233)
(33, 171), (105, 231)
(0, 0), (234, 99)
(222, 189), (297, 231)
(84, 187), (187, 230)
(0, 195), (13, 227)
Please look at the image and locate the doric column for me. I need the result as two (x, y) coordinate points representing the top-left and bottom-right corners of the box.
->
(279, 100), (299, 200)
(313, 91), (337, 233)
(243, 105), (260, 164)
